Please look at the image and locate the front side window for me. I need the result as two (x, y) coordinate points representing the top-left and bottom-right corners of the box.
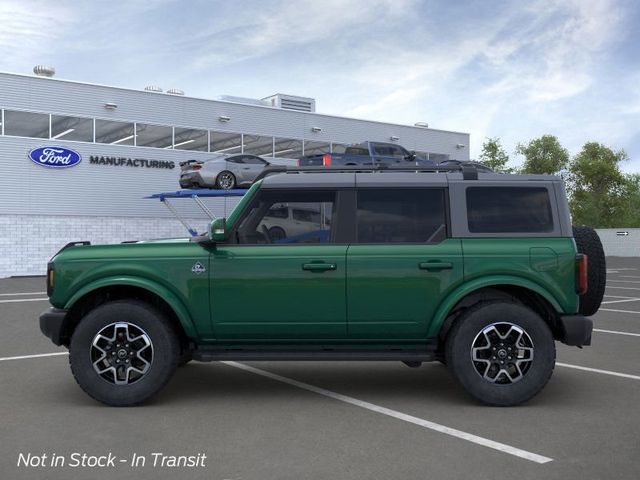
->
(243, 155), (267, 165)
(236, 190), (335, 244)
(373, 144), (407, 158)
(356, 189), (447, 243)
(466, 187), (554, 233)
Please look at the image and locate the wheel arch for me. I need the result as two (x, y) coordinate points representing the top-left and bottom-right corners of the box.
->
(430, 278), (564, 342)
(62, 277), (196, 346)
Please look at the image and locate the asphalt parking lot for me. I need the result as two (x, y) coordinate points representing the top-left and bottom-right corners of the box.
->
(1, 257), (639, 480)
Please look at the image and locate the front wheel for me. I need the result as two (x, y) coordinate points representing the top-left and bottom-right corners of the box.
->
(445, 302), (555, 406)
(69, 300), (180, 406)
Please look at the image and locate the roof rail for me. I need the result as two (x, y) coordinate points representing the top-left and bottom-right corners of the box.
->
(254, 164), (480, 183)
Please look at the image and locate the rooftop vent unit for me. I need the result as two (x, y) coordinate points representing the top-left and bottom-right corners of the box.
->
(167, 88), (184, 96)
(33, 65), (55, 77)
(144, 85), (163, 93)
(262, 94), (316, 113)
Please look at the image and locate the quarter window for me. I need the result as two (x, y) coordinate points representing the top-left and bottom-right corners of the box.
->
(466, 187), (553, 233)
(356, 189), (447, 243)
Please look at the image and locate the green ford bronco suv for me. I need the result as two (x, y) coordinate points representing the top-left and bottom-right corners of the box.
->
(40, 165), (605, 407)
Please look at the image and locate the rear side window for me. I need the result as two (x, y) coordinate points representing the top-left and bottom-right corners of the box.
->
(356, 189), (447, 243)
(466, 187), (553, 233)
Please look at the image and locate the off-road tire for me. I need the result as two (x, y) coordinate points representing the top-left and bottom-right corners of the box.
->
(69, 300), (180, 406)
(572, 225), (606, 316)
(445, 301), (555, 406)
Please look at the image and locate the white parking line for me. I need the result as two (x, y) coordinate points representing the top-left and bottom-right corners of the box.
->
(557, 363), (640, 381)
(0, 292), (47, 296)
(600, 308), (640, 314)
(594, 328), (640, 337)
(0, 298), (49, 304)
(222, 361), (553, 464)
(601, 298), (640, 305)
(0, 352), (68, 362)
(616, 275), (640, 279)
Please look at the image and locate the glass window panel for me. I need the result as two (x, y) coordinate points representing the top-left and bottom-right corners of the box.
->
(95, 119), (135, 145)
(173, 127), (208, 151)
(331, 143), (348, 154)
(51, 115), (93, 142)
(466, 187), (554, 233)
(136, 123), (172, 148)
(210, 131), (243, 154)
(304, 140), (331, 156)
(356, 189), (447, 244)
(243, 134), (274, 156)
(4, 110), (49, 138)
(273, 137), (303, 159)
(237, 190), (335, 244)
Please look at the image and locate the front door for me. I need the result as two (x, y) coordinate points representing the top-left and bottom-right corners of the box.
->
(211, 188), (348, 340)
(347, 187), (463, 339)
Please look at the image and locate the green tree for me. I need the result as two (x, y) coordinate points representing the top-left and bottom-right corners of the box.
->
(516, 135), (569, 175)
(568, 142), (629, 227)
(478, 137), (513, 173)
(619, 174), (640, 227)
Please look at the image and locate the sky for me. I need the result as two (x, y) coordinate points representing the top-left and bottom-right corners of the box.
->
(1, 0), (639, 171)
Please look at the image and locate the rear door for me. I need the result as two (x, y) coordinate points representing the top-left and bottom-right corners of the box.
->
(346, 181), (463, 339)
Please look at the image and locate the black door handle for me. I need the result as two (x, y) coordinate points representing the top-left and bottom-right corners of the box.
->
(418, 262), (453, 271)
(302, 263), (336, 272)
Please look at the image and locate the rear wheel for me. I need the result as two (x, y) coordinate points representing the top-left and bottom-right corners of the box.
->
(215, 171), (236, 190)
(445, 301), (555, 406)
(572, 225), (606, 316)
(69, 300), (180, 406)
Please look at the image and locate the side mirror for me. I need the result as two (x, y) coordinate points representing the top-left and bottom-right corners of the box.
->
(210, 218), (227, 242)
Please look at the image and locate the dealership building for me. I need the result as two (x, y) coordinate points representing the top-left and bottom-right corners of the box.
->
(0, 69), (470, 277)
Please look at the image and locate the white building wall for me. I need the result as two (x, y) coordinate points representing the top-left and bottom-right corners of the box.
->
(595, 229), (640, 257)
(0, 215), (214, 277)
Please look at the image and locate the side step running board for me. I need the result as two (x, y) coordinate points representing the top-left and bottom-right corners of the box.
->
(192, 349), (435, 362)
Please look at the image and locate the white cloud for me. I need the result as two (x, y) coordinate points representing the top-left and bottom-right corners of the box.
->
(0, 1), (75, 65)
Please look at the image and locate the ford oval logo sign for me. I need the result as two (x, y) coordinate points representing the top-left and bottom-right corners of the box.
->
(28, 146), (82, 168)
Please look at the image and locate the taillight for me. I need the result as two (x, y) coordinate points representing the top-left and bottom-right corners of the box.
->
(576, 254), (588, 295)
(47, 263), (55, 297)
(322, 154), (332, 167)
(192, 164), (202, 170)
(297, 159), (301, 166)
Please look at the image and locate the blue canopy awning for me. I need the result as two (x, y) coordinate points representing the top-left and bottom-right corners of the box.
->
(144, 189), (247, 200)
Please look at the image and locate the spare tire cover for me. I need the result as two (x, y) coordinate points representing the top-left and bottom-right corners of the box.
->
(572, 226), (606, 316)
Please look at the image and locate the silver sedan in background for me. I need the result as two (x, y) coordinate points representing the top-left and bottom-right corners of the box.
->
(179, 154), (271, 190)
